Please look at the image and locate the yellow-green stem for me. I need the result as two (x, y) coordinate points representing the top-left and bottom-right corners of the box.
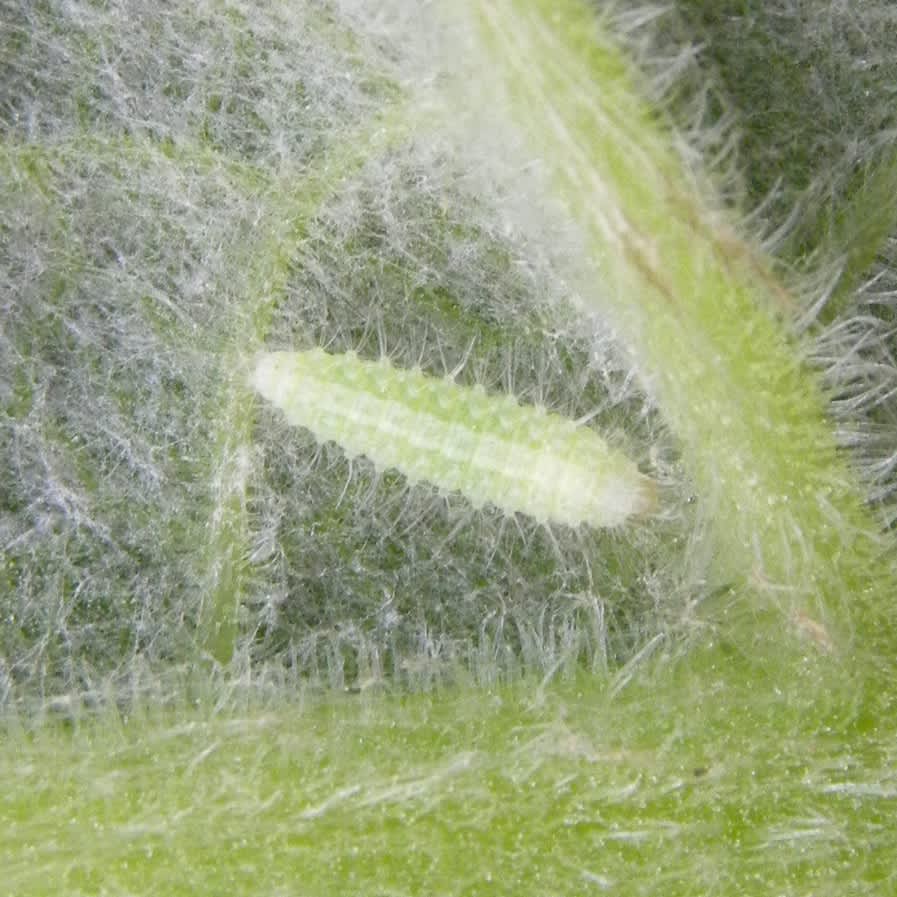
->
(467, 0), (897, 683)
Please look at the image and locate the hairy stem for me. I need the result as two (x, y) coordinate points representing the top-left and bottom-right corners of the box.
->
(466, 0), (897, 682)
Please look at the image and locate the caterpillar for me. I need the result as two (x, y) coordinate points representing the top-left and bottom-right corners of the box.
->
(252, 348), (657, 528)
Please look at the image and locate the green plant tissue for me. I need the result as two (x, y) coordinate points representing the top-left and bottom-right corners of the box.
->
(1, 1), (896, 894)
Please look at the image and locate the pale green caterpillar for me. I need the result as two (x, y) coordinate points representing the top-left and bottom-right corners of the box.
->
(252, 349), (657, 528)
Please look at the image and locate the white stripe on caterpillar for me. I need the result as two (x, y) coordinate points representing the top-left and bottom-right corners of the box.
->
(252, 349), (657, 528)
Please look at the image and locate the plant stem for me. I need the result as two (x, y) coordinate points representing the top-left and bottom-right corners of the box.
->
(466, 0), (897, 682)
